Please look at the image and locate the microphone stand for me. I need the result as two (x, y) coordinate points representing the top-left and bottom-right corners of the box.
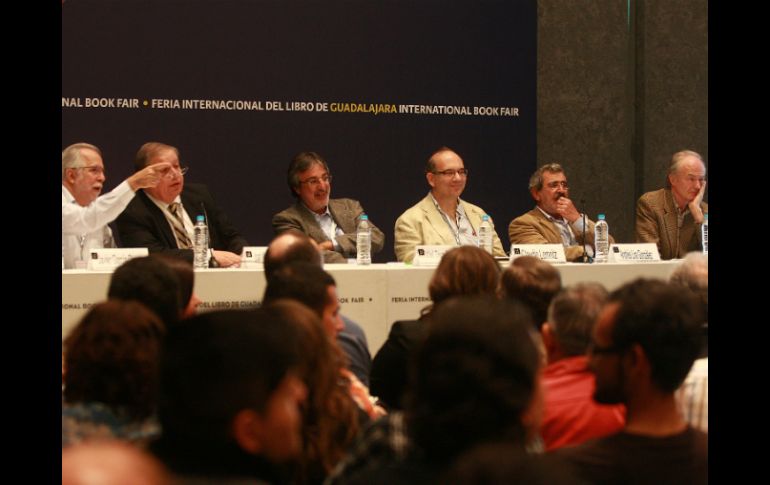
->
(201, 202), (220, 268)
(580, 199), (590, 263)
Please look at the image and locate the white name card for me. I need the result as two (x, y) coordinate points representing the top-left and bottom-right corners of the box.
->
(412, 245), (454, 266)
(240, 246), (268, 268)
(87, 248), (149, 271)
(608, 243), (661, 263)
(509, 244), (567, 264)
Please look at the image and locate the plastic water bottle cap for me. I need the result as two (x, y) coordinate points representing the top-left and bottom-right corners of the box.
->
(196, 215), (205, 222)
(704, 213), (708, 221)
(360, 214), (369, 220)
(482, 214), (489, 221)
(597, 214), (605, 220)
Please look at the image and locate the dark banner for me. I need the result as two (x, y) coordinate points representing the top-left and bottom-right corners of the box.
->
(62, 0), (536, 261)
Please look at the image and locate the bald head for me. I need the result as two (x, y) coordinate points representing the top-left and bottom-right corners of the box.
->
(62, 441), (171, 485)
(264, 230), (322, 279)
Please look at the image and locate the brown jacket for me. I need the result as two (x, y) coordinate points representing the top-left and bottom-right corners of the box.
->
(635, 188), (708, 260)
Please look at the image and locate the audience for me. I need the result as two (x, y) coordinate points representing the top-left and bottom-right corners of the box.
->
(62, 301), (165, 447)
(107, 255), (182, 330)
(369, 245), (500, 410)
(149, 309), (307, 484)
(263, 261), (384, 420)
(265, 300), (365, 485)
(329, 296), (543, 484)
(540, 283), (625, 450)
(264, 230), (373, 386)
(554, 278), (707, 484)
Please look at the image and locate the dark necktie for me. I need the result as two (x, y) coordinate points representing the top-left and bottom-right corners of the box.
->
(168, 202), (192, 249)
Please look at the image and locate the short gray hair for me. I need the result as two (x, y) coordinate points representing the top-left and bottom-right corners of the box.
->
(528, 163), (564, 191)
(62, 143), (101, 181)
(668, 150), (705, 177)
(547, 282), (608, 356)
(669, 251), (708, 316)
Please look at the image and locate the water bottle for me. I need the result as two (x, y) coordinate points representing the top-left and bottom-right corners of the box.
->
(594, 214), (609, 263)
(701, 213), (708, 255)
(356, 214), (372, 265)
(478, 214), (494, 254)
(193, 215), (209, 269)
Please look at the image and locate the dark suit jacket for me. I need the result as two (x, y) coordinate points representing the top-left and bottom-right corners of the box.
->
(272, 198), (385, 263)
(635, 188), (708, 260)
(115, 183), (247, 263)
(369, 319), (426, 411)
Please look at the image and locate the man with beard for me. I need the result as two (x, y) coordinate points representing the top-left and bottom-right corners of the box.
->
(553, 278), (707, 485)
(508, 163), (612, 262)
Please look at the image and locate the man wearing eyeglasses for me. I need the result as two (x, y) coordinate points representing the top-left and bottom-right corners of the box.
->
(61, 142), (170, 269)
(115, 142), (247, 267)
(635, 150), (708, 260)
(509, 163), (611, 262)
(272, 151), (385, 264)
(394, 147), (506, 263)
(554, 279), (707, 484)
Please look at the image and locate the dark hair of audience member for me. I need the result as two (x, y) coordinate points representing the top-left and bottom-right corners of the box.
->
(264, 229), (322, 279)
(150, 253), (195, 316)
(608, 278), (704, 392)
(64, 300), (165, 420)
(154, 308), (301, 452)
(264, 300), (361, 483)
(499, 256), (562, 329)
(423, 246), (501, 317)
(407, 296), (541, 462)
(107, 256), (182, 329)
(263, 261), (336, 317)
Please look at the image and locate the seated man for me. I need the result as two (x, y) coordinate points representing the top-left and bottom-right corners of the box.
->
(61, 142), (168, 269)
(554, 279), (707, 484)
(115, 142), (247, 267)
(635, 150), (708, 259)
(264, 231), (373, 386)
(272, 151), (385, 264)
(509, 163), (612, 262)
(540, 283), (625, 450)
(394, 147), (506, 263)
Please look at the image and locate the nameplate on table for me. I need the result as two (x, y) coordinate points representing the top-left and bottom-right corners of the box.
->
(412, 245), (454, 266)
(608, 243), (660, 263)
(87, 248), (149, 271)
(509, 244), (567, 263)
(240, 246), (268, 268)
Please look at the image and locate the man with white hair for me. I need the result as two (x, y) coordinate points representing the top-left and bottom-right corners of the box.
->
(61, 142), (168, 268)
(635, 150), (708, 259)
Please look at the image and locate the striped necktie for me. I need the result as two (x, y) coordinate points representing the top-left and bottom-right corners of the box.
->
(168, 202), (192, 249)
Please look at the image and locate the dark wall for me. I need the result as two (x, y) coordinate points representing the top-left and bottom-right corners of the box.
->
(62, 0), (537, 262)
(537, 0), (707, 243)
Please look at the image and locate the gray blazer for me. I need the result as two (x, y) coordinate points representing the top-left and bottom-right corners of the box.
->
(272, 198), (385, 263)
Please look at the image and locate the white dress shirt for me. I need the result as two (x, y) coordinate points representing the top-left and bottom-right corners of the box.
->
(62, 182), (136, 269)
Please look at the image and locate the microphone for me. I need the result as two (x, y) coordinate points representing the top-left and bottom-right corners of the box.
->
(201, 202), (219, 268)
(579, 199), (591, 264)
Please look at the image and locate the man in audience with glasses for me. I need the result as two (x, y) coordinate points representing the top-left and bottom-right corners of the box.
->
(509, 163), (612, 262)
(394, 146), (505, 263)
(272, 151), (385, 264)
(62, 142), (169, 269)
(115, 142), (247, 267)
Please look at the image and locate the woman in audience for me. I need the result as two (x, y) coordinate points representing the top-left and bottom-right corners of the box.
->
(369, 245), (501, 410)
(265, 300), (367, 485)
(62, 300), (165, 447)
